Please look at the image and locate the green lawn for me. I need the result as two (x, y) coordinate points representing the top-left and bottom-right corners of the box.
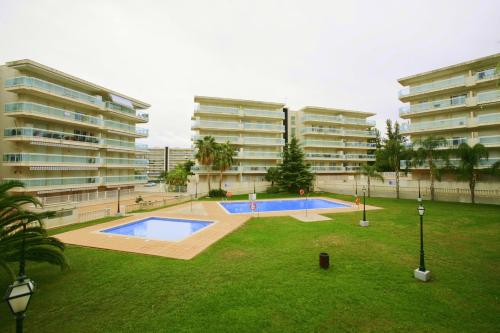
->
(1, 194), (499, 332)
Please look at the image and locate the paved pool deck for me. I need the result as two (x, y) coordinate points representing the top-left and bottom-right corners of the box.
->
(56, 197), (380, 260)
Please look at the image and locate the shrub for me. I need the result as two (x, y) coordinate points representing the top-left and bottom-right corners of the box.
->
(135, 196), (144, 204)
(266, 186), (280, 194)
(209, 189), (227, 197)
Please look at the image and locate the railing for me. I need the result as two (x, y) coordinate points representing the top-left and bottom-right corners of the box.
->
(301, 127), (376, 137)
(302, 140), (376, 148)
(192, 120), (240, 129)
(4, 176), (100, 188)
(400, 117), (467, 133)
(399, 95), (466, 116)
(104, 138), (135, 150)
(4, 127), (101, 144)
(192, 135), (241, 143)
(105, 101), (135, 115)
(244, 108), (284, 118)
(241, 166), (270, 172)
(302, 114), (375, 126)
(191, 165), (240, 172)
(237, 151), (281, 158)
(305, 153), (375, 160)
(243, 123), (284, 131)
(310, 166), (346, 172)
(398, 75), (465, 97)
(402, 158), (499, 169)
(476, 68), (498, 81)
(479, 135), (500, 146)
(3, 153), (101, 165)
(477, 90), (500, 104)
(135, 143), (149, 150)
(196, 105), (240, 115)
(105, 120), (148, 136)
(476, 112), (500, 124)
(105, 158), (149, 165)
(5, 76), (104, 107)
(243, 137), (285, 145)
(103, 175), (148, 184)
(5, 102), (103, 126)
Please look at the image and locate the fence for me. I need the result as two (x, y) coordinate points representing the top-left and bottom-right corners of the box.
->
(77, 208), (111, 223)
(40, 188), (135, 206)
(124, 195), (192, 213)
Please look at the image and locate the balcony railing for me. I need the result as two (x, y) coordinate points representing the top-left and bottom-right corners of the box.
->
(237, 151), (281, 158)
(402, 158), (500, 169)
(104, 102), (149, 121)
(192, 120), (240, 129)
(476, 113), (500, 124)
(476, 90), (500, 104)
(191, 165), (240, 172)
(135, 143), (149, 150)
(241, 165), (270, 172)
(105, 158), (149, 165)
(104, 139), (135, 150)
(5, 77), (104, 108)
(399, 95), (466, 116)
(3, 153), (101, 165)
(310, 166), (345, 172)
(4, 176), (100, 188)
(302, 140), (376, 149)
(476, 68), (498, 81)
(192, 135), (242, 144)
(305, 153), (375, 160)
(4, 127), (101, 145)
(400, 117), (467, 133)
(479, 135), (500, 146)
(105, 120), (148, 136)
(302, 114), (375, 126)
(398, 75), (466, 97)
(243, 137), (285, 145)
(301, 127), (376, 137)
(5, 102), (103, 127)
(243, 123), (284, 131)
(103, 175), (148, 184)
(196, 105), (240, 116)
(244, 108), (284, 119)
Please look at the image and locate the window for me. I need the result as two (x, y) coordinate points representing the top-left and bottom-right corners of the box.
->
(291, 116), (296, 125)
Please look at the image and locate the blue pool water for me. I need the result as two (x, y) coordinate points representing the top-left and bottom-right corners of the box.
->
(101, 217), (213, 242)
(220, 198), (350, 214)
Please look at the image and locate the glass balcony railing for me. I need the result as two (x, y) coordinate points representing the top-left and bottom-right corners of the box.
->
(243, 123), (285, 131)
(192, 120), (240, 129)
(191, 165), (240, 172)
(398, 75), (466, 97)
(476, 113), (500, 124)
(400, 117), (467, 133)
(238, 151), (281, 158)
(104, 139), (135, 150)
(477, 90), (500, 104)
(302, 114), (375, 126)
(5, 77), (105, 107)
(479, 135), (500, 146)
(310, 166), (345, 172)
(103, 175), (148, 183)
(105, 101), (135, 115)
(4, 176), (100, 188)
(476, 68), (498, 81)
(241, 166), (270, 172)
(3, 153), (101, 165)
(399, 95), (467, 116)
(403, 158), (499, 169)
(105, 158), (149, 165)
(104, 120), (148, 136)
(305, 153), (374, 160)
(192, 135), (241, 144)
(196, 105), (240, 116)
(4, 127), (101, 144)
(302, 140), (376, 148)
(301, 127), (376, 137)
(5, 102), (103, 126)
(243, 137), (285, 145)
(135, 143), (149, 150)
(243, 108), (284, 119)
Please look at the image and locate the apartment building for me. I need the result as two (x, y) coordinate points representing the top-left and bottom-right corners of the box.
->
(0, 59), (150, 202)
(167, 147), (193, 171)
(290, 107), (376, 174)
(146, 147), (166, 180)
(191, 96), (285, 183)
(398, 53), (500, 170)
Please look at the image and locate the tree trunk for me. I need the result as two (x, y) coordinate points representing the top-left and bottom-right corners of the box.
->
(395, 167), (400, 199)
(367, 176), (371, 198)
(429, 158), (435, 201)
(470, 172), (476, 204)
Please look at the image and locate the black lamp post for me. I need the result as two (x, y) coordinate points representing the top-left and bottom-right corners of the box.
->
(359, 186), (368, 227)
(414, 194), (431, 281)
(116, 186), (121, 215)
(4, 222), (35, 333)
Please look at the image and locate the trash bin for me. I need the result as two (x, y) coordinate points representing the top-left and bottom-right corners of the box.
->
(319, 252), (329, 269)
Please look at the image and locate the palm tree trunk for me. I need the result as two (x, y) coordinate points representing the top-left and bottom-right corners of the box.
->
(470, 172), (476, 204)
(395, 168), (400, 199)
(367, 176), (371, 198)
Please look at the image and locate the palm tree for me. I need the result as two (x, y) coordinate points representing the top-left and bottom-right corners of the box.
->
(455, 143), (489, 204)
(265, 166), (281, 188)
(195, 136), (217, 192)
(214, 141), (235, 190)
(0, 180), (68, 278)
(360, 164), (384, 198)
(413, 135), (450, 201)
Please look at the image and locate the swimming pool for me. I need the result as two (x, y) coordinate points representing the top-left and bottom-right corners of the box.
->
(220, 198), (351, 214)
(101, 217), (213, 242)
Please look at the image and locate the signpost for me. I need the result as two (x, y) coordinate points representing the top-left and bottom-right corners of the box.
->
(299, 188), (308, 216)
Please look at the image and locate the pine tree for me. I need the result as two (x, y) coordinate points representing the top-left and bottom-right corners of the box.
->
(277, 137), (314, 193)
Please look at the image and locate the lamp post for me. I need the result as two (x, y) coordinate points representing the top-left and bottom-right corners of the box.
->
(414, 196), (431, 281)
(4, 221), (35, 333)
(359, 186), (369, 227)
(116, 187), (121, 215)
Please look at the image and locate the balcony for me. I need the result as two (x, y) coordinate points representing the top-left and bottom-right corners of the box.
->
(243, 137), (285, 145)
(192, 135), (242, 145)
(243, 108), (284, 119)
(104, 158), (149, 168)
(103, 139), (135, 152)
(5, 76), (105, 109)
(105, 120), (148, 137)
(191, 165), (240, 173)
(398, 75), (466, 99)
(399, 95), (467, 117)
(195, 105), (240, 116)
(4, 127), (101, 149)
(302, 140), (376, 149)
(243, 123), (285, 132)
(301, 127), (376, 137)
(192, 120), (240, 130)
(475, 68), (499, 82)
(476, 113), (500, 125)
(3, 153), (101, 168)
(5, 102), (103, 128)
(4, 176), (100, 190)
(400, 117), (467, 134)
(302, 114), (375, 127)
(479, 135), (500, 147)
(403, 158), (499, 169)
(237, 151), (281, 159)
(105, 102), (148, 122)
(305, 153), (375, 161)
(241, 165), (270, 173)
(135, 143), (149, 151)
(476, 90), (500, 105)
(103, 175), (148, 185)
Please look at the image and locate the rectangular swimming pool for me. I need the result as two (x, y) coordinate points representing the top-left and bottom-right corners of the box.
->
(220, 198), (351, 214)
(101, 217), (213, 242)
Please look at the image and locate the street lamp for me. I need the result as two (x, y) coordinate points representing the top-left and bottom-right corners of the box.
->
(414, 200), (431, 282)
(359, 186), (369, 227)
(116, 187), (121, 216)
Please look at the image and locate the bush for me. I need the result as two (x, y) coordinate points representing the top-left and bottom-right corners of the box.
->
(209, 189), (227, 197)
(135, 196), (144, 204)
(266, 186), (280, 194)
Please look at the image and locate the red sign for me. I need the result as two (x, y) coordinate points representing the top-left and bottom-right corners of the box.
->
(250, 202), (257, 211)
(299, 189), (305, 196)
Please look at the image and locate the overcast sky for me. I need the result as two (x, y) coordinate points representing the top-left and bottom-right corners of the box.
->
(1, 0), (499, 147)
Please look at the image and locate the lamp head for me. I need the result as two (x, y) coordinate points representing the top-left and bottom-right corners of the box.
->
(417, 205), (425, 216)
(4, 278), (35, 315)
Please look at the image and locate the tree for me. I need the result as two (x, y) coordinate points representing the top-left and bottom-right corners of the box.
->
(182, 160), (195, 176)
(454, 143), (489, 204)
(360, 164), (384, 198)
(165, 165), (189, 190)
(265, 166), (281, 188)
(0, 180), (68, 278)
(277, 137), (314, 193)
(195, 136), (217, 192)
(413, 135), (450, 201)
(213, 141), (235, 190)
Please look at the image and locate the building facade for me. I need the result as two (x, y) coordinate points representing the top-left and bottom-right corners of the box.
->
(191, 96), (376, 184)
(146, 147), (166, 180)
(398, 53), (500, 170)
(0, 59), (150, 202)
(167, 147), (193, 171)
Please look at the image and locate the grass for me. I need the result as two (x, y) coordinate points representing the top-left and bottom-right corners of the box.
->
(1, 194), (499, 332)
